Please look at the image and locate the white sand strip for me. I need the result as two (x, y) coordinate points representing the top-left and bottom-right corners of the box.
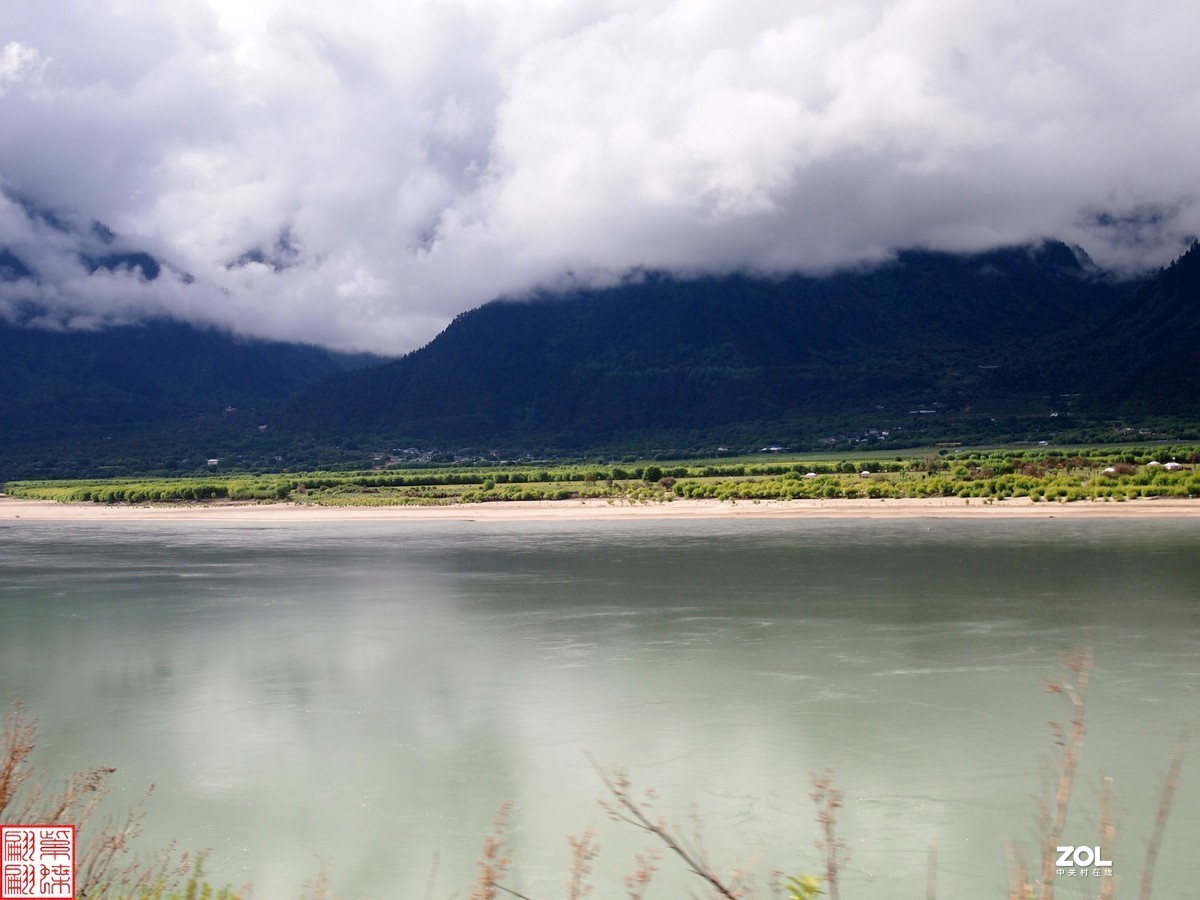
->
(3, 495), (1199, 522)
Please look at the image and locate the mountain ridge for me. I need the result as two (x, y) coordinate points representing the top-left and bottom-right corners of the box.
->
(286, 239), (1153, 448)
(3, 238), (1198, 477)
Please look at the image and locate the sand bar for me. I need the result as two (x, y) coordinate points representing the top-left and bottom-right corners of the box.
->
(3, 494), (1200, 522)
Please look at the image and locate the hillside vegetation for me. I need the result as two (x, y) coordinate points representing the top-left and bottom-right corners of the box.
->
(5, 240), (1200, 478)
(8, 445), (1200, 506)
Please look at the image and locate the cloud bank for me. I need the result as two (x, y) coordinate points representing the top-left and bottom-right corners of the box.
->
(1, 0), (1198, 353)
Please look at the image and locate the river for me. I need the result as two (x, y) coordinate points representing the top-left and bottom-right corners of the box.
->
(0, 517), (1196, 898)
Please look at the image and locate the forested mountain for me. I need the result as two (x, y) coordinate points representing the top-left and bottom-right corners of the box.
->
(287, 240), (1170, 449)
(1088, 241), (1200, 413)
(3, 238), (1198, 478)
(0, 319), (359, 428)
(0, 319), (380, 477)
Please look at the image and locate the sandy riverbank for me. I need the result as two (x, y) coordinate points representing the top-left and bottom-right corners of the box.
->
(3, 494), (1200, 522)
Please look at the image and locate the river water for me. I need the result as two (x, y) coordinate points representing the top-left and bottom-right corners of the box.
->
(0, 517), (1196, 898)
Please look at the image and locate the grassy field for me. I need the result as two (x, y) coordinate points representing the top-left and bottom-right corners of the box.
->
(6, 444), (1200, 506)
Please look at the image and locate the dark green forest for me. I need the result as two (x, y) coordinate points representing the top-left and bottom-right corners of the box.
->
(282, 239), (1200, 453)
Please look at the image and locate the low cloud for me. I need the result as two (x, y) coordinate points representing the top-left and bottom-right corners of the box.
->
(1, 0), (1198, 353)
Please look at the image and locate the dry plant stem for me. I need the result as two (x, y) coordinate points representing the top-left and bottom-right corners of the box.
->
(301, 867), (332, 900)
(492, 885), (537, 900)
(810, 771), (845, 900)
(471, 802), (514, 900)
(77, 789), (193, 897)
(624, 847), (660, 900)
(0, 702), (38, 814)
(566, 827), (598, 900)
(589, 757), (742, 900)
(4, 701), (191, 897)
(1099, 777), (1114, 900)
(1138, 732), (1188, 900)
(1006, 842), (1034, 900)
(55, 774), (127, 895)
(424, 851), (441, 900)
(1039, 649), (1091, 900)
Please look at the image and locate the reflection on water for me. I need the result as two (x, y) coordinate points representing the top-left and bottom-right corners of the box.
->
(1, 518), (1197, 898)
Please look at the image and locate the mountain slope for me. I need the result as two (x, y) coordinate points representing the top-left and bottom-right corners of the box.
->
(1, 319), (367, 432)
(0, 318), (390, 479)
(5, 238), (1194, 478)
(1091, 241), (1200, 414)
(289, 241), (1136, 447)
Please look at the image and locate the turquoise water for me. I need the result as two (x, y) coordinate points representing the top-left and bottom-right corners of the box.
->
(0, 518), (1196, 898)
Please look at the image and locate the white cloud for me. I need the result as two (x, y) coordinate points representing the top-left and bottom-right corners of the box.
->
(1, 0), (1198, 353)
(0, 41), (47, 91)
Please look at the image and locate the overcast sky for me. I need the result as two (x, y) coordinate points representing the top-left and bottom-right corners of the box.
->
(1, 0), (1198, 353)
